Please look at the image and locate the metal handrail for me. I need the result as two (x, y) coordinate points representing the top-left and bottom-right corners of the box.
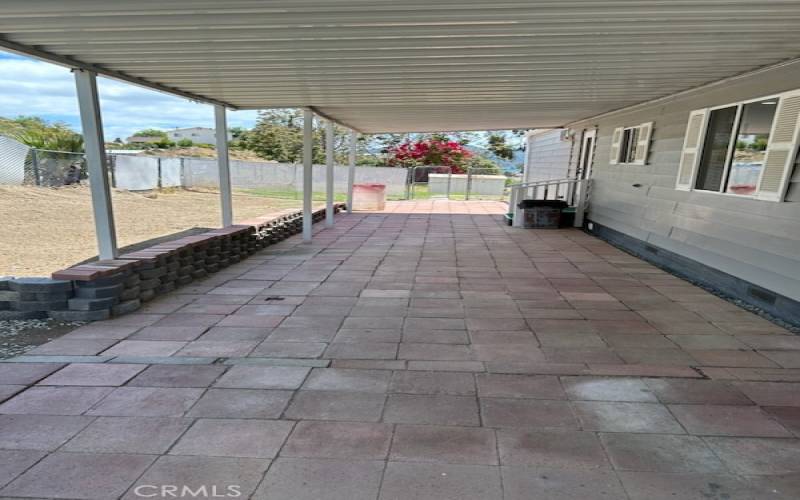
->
(508, 178), (581, 189)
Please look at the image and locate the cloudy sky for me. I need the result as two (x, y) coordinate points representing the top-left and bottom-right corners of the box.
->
(0, 50), (259, 140)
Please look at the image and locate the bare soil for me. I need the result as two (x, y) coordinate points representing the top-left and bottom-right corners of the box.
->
(0, 185), (301, 276)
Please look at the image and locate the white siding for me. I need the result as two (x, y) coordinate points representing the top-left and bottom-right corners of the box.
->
(523, 129), (575, 183)
(566, 62), (800, 301)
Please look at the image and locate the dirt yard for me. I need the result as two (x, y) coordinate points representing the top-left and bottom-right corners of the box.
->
(0, 185), (302, 276)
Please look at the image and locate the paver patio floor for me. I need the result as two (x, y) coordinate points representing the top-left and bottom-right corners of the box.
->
(1, 199), (799, 499)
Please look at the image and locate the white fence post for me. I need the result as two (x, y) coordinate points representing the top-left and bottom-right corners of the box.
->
(302, 109), (314, 243)
(214, 104), (233, 227)
(74, 69), (118, 259)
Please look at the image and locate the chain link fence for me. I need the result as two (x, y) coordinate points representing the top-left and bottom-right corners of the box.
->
(0, 136), (86, 187)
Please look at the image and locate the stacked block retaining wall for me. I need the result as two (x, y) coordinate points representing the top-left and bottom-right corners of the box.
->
(0, 205), (342, 321)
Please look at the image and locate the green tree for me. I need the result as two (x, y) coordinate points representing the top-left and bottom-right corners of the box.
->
(486, 133), (514, 160)
(465, 155), (502, 175)
(240, 109), (354, 164)
(132, 128), (167, 139)
(0, 116), (84, 152)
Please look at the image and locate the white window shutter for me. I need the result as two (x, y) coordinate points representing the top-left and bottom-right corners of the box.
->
(757, 91), (800, 201)
(609, 127), (623, 164)
(675, 109), (708, 191)
(633, 122), (653, 165)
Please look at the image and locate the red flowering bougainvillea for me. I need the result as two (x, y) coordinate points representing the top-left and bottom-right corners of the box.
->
(386, 138), (473, 173)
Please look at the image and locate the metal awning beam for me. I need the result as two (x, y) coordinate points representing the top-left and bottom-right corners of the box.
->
(0, 36), (237, 110)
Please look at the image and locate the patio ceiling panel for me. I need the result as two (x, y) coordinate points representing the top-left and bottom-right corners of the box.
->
(3, 0), (800, 132)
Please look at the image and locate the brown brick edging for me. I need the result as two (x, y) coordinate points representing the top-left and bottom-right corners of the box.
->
(0, 204), (344, 322)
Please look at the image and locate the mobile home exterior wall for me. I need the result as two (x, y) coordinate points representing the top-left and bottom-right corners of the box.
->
(565, 62), (800, 316)
(523, 129), (575, 183)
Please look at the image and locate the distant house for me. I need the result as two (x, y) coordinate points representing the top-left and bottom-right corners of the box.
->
(125, 135), (163, 144)
(167, 127), (231, 145)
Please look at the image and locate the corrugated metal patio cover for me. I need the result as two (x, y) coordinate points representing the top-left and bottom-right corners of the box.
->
(3, 0), (800, 132)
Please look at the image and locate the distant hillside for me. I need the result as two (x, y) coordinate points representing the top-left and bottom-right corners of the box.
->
(468, 146), (524, 174)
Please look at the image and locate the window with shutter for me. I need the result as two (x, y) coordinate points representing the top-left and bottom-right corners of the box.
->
(609, 127), (623, 164)
(675, 109), (709, 191)
(757, 91), (800, 201)
(633, 122), (653, 165)
(681, 90), (800, 200)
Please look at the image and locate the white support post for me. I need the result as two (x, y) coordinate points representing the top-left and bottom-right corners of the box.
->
(302, 109), (314, 243)
(74, 69), (118, 259)
(347, 130), (357, 214)
(214, 105), (233, 227)
(325, 120), (335, 227)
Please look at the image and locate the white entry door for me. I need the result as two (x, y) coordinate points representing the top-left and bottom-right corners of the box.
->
(578, 129), (596, 179)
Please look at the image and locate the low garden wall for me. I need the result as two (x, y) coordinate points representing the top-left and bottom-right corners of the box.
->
(428, 173), (507, 196)
(111, 155), (409, 195)
(0, 204), (344, 321)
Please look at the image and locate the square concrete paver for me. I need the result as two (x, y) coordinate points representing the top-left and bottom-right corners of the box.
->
(379, 461), (502, 500)
(704, 436), (800, 474)
(301, 368), (390, 392)
(501, 466), (627, 500)
(284, 390), (385, 421)
(0, 449), (46, 489)
(497, 429), (609, 468)
(214, 365), (310, 389)
(267, 327), (338, 342)
(389, 371), (475, 395)
(324, 342), (399, 360)
(573, 402), (684, 434)
(0, 414), (92, 450)
(125, 455), (269, 500)
(390, 424), (498, 465)
(187, 388), (292, 418)
(102, 340), (187, 357)
(643, 378), (752, 405)
(763, 406), (800, 436)
(86, 387), (203, 417)
(170, 418), (293, 458)
(0, 386), (113, 415)
(384, 394), (480, 426)
(668, 404), (792, 437)
(281, 421), (393, 459)
(0, 363), (64, 385)
(481, 398), (577, 429)
(128, 364), (228, 387)
(200, 326), (273, 341)
(255, 458), (384, 500)
(130, 326), (209, 341)
(732, 381), (800, 407)
(63, 416), (192, 454)
(0, 384), (27, 403)
(176, 340), (260, 357)
(600, 433), (725, 472)
(27, 338), (118, 356)
(562, 377), (658, 402)
(39, 363), (145, 386)
(476, 374), (565, 399)
(251, 341), (327, 358)
(1, 451), (154, 499)
(617, 471), (789, 500)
